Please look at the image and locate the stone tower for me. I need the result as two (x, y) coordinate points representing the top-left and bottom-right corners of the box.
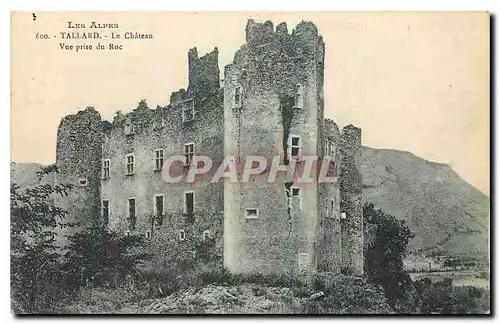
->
(339, 124), (363, 276)
(52, 19), (363, 277)
(317, 119), (343, 273)
(223, 20), (326, 275)
(54, 107), (103, 243)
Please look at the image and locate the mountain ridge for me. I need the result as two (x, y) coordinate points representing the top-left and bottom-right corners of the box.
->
(361, 146), (489, 260)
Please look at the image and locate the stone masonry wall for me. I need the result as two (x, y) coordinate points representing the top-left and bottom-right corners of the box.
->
(188, 47), (220, 99)
(101, 51), (224, 260)
(317, 119), (342, 273)
(223, 20), (326, 275)
(54, 20), (362, 277)
(340, 124), (363, 276)
(55, 107), (103, 245)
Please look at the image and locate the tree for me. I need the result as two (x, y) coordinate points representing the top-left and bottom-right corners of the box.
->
(62, 225), (150, 289)
(363, 203), (417, 311)
(415, 278), (490, 314)
(11, 165), (152, 312)
(10, 165), (74, 313)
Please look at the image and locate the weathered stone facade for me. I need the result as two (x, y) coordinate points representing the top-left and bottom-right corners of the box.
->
(55, 19), (363, 276)
(55, 107), (103, 245)
(339, 124), (364, 276)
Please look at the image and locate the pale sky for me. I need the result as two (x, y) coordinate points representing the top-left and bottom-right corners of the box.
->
(11, 12), (490, 195)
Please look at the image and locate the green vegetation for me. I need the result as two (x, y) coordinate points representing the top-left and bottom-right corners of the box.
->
(62, 226), (150, 289)
(414, 278), (490, 314)
(363, 203), (418, 312)
(10, 166), (149, 314)
(303, 276), (393, 314)
(363, 202), (489, 314)
(11, 165), (73, 313)
(10, 167), (490, 314)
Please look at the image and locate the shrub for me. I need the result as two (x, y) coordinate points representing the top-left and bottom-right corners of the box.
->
(135, 211), (226, 297)
(11, 166), (74, 313)
(415, 279), (490, 314)
(363, 203), (417, 311)
(303, 275), (393, 314)
(62, 225), (150, 289)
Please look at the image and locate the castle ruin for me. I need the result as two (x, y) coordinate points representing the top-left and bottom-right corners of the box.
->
(55, 19), (364, 277)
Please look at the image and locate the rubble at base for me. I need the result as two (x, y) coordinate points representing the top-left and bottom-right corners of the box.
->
(58, 278), (393, 315)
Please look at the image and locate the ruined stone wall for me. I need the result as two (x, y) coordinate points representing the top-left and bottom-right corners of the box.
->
(55, 107), (103, 244)
(339, 124), (363, 276)
(317, 119), (342, 273)
(223, 19), (325, 275)
(54, 21), (363, 276)
(188, 47), (220, 99)
(101, 49), (224, 259)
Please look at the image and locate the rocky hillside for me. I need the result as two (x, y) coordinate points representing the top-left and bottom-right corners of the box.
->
(361, 146), (489, 260)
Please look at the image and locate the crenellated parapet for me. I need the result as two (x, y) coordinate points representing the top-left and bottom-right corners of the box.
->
(226, 20), (324, 100)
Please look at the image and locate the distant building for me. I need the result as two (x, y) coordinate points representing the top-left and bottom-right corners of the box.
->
(54, 19), (364, 276)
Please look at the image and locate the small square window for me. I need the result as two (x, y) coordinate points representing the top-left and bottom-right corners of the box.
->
(155, 194), (164, 217)
(328, 199), (336, 218)
(245, 208), (258, 219)
(289, 186), (301, 210)
(330, 143), (336, 157)
(154, 149), (164, 171)
(288, 135), (301, 161)
(126, 154), (135, 175)
(125, 117), (134, 135)
(182, 99), (195, 123)
(179, 229), (186, 241)
(234, 86), (242, 108)
(102, 199), (109, 226)
(128, 198), (136, 230)
(327, 160), (336, 177)
(184, 191), (195, 215)
(294, 84), (304, 109)
(325, 140), (337, 159)
(184, 143), (195, 166)
(102, 159), (110, 179)
(78, 178), (88, 187)
(202, 230), (210, 241)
